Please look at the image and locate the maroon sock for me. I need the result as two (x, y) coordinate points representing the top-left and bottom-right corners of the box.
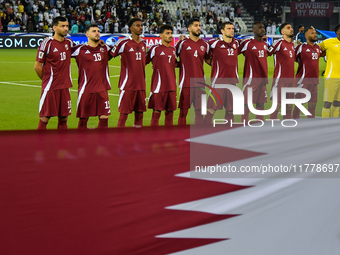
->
(195, 110), (204, 125)
(308, 107), (315, 118)
(37, 119), (48, 130)
(293, 107), (300, 119)
(242, 106), (250, 123)
(98, 118), (108, 129)
(270, 109), (279, 119)
(78, 118), (88, 129)
(256, 106), (264, 121)
(225, 112), (233, 123)
(134, 112), (143, 127)
(164, 111), (173, 126)
(178, 109), (188, 125)
(204, 111), (214, 125)
(57, 120), (68, 130)
(150, 112), (161, 126)
(117, 113), (128, 128)
(283, 110), (292, 119)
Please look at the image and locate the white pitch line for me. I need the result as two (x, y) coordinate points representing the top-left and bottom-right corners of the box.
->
(0, 62), (121, 69)
(3, 75), (120, 83)
(0, 62), (34, 64)
(0, 81), (119, 96)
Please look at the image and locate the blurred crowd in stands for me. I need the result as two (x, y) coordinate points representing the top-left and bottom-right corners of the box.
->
(0, 0), (283, 34)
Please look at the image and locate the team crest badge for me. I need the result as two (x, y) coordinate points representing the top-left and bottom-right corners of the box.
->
(142, 46), (145, 52)
(100, 47), (104, 52)
(173, 50), (176, 56)
(65, 44), (69, 50)
(200, 46), (205, 51)
(233, 44), (236, 49)
(264, 45), (267, 50)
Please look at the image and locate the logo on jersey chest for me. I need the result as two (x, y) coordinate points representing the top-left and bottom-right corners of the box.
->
(186, 46), (192, 50)
(100, 47), (104, 53)
(160, 51), (165, 55)
(200, 46), (205, 51)
(129, 48), (134, 52)
(85, 50), (91, 54)
(65, 44), (69, 50)
(53, 48), (58, 52)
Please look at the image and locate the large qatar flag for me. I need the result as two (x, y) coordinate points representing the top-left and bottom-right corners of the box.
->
(0, 118), (339, 254)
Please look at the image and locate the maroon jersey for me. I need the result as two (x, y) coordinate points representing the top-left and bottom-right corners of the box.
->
(146, 44), (177, 92)
(176, 38), (210, 88)
(268, 38), (295, 84)
(208, 37), (239, 85)
(36, 37), (75, 91)
(295, 43), (322, 85)
(71, 43), (112, 94)
(240, 38), (268, 86)
(110, 37), (146, 91)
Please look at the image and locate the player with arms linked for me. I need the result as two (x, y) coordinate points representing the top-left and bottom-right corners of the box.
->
(71, 24), (113, 129)
(240, 21), (268, 122)
(111, 18), (147, 127)
(146, 24), (178, 126)
(35, 17), (76, 130)
(204, 21), (240, 124)
(176, 18), (210, 125)
(293, 27), (322, 119)
(268, 22), (295, 119)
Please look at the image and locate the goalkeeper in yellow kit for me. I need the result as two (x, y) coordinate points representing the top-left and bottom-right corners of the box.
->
(319, 24), (340, 118)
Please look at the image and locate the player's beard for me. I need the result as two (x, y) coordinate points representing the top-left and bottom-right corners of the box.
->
(310, 37), (317, 43)
(192, 30), (201, 37)
(56, 30), (67, 37)
(92, 37), (100, 43)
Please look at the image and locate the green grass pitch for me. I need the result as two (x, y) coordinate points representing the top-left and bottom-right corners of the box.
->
(0, 49), (326, 130)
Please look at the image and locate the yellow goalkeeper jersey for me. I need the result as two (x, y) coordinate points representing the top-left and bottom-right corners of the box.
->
(319, 37), (340, 78)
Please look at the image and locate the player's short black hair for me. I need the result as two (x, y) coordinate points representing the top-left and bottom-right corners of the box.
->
(159, 24), (173, 34)
(335, 24), (340, 33)
(298, 24), (304, 29)
(252, 21), (264, 29)
(279, 22), (290, 34)
(85, 24), (99, 33)
(304, 26), (315, 35)
(128, 18), (142, 28)
(188, 18), (200, 27)
(52, 16), (68, 27)
(221, 21), (234, 30)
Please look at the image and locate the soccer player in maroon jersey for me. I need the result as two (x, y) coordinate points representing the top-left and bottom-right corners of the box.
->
(176, 18), (211, 125)
(204, 21), (240, 124)
(111, 18), (147, 128)
(268, 22), (295, 119)
(293, 27), (322, 119)
(35, 17), (75, 130)
(240, 21), (268, 122)
(146, 24), (177, 126)
(71, 24), (112, 129)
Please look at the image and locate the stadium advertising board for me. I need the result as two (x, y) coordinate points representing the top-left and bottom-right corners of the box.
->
(0, 34), (179, 49)
(290, 2), (334, 17)
(0, 36), (45, 49)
